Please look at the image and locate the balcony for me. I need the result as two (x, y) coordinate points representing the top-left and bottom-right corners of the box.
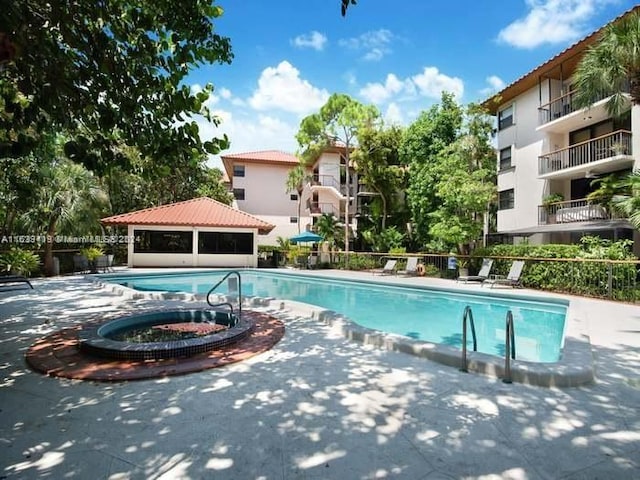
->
(537, 90), (630, 134)
(538, 198), (623, 225)
(309, 174), (348, 194)
(307, 201), (338, 217)
(538, 130), (633, 179)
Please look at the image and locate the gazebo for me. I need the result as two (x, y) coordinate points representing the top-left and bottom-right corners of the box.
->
(101, 197), (275, 268)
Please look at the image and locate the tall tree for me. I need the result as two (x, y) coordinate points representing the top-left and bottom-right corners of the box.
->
(400, 92), (463, 245)
(427, 104), (496, 254)
(297, 93), (379, 263)
(573, 11), (640, 115)
(285, 164), (312, 234)
(1, 1), (232, 170)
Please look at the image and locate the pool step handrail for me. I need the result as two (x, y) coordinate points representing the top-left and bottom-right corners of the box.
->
(207, 271), (242, 320)
(503, 310), (516, 384)
(459, 305), (478, 373)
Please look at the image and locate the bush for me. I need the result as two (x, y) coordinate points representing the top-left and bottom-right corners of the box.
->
(473, 237), (638, 300)
(0, 247), (41, 276)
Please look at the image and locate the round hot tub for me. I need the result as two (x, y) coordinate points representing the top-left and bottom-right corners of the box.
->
(78, 309), (253, 361)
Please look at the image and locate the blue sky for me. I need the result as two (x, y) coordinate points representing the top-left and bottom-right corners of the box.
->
(187, 0), (636, 168)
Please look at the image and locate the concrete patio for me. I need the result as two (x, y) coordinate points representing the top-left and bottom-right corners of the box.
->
(0, 271), (639, 479)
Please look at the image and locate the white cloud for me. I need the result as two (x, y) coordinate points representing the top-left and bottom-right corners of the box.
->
(384, 102), (403, 125)
(219, 88), (232, 99)
(480, 75), (506, 95)
(497, 0), (613, 49)
(411, 67), (464, 99)
(248, 61), (330, 114)
(292, 31), (328, 51)
(339, 29), (395, 61)
(200, 110), (298, 170)
(359, 73), (414, 103)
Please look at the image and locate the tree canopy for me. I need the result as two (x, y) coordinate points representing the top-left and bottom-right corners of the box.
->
(1, 0), (232, 171)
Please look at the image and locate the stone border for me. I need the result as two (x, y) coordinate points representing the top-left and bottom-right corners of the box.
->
(90, 274), (594, 387)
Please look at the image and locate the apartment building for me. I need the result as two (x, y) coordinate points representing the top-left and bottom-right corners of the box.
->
(220, 150), (312, 246)
(484, 8), (640, 254)
(307, 143), (358, 242)
(221, 145), (360, 248)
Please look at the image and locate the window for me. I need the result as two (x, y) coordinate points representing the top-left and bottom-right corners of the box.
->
(198, 232), (253, 254)
(498, 189), (514, 210)
(134, 230), (193, 253)
(233, 188), (245, 200)
(290, 194), (298, 201)
(499, 147), (512, 170)
(498, 105), (514, 130)
(233, 165), (245, 177)
(290, 216), (298, 223)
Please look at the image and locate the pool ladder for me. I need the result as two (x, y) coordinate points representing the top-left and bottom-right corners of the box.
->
(459, 306), (517, 383)
(207, 271), (242, 321)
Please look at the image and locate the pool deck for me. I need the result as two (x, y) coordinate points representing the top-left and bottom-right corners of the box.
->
(1, 269), (639, 479)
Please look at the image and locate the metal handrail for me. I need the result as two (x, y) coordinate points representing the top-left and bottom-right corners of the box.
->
(459, 306), (478, 373)
(503, 310), (516, 384)
(206, 271), (242, 322)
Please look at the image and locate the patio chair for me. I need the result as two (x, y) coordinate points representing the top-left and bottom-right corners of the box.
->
(372, 259), (397, 276)
(307, 255), (318, 269)
(0, 274), (33, 289)
(397, 257), (419, 276)
(482, 260), (525, 288)
(457, 259), (494, 283)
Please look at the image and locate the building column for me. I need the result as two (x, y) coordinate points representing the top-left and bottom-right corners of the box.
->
(193, 229), (199, 267)
(632, 104), (640, 170)
(127, 225), (134, 268)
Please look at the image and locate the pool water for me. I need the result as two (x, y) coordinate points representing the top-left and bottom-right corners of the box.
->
(106, 270), (567, 363)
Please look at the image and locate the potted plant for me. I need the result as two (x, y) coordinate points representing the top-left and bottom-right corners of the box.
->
(0, 247), (40, 276)
(80, 246), (104, 273)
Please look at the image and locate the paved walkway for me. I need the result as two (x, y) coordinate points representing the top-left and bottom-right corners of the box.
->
(0, 272), (639, 479)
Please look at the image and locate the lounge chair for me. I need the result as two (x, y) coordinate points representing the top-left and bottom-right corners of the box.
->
(0, 274), (33, 289)
(398, 257), (419, 276)
(482, 260), (525, 288)
(457, 259), (493, 283)
(372, 259), (397, 275)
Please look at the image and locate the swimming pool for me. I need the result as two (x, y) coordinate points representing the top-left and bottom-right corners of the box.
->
(103, 270), (567, 363)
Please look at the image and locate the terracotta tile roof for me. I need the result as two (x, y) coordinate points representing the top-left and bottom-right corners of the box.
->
(221, 150), (299, 164)
(220, 150), (301, 181)
(101, 197), (275, 234)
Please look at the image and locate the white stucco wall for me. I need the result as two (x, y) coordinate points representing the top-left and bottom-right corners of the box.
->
(496, 88), (546, 233)
(234, 162), (311, 217)
(126, 225), (260, 268)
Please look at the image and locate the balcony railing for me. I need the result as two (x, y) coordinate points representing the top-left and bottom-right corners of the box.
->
(538, 130), (632, 176)
(538, 86), (626, 125)
(538, 90), (580, 124)
(307, 202), (338, 216)
(538, 197), (623, 225)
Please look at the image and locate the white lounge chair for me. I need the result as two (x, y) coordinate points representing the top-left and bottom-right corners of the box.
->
(457, 259), (493, 283)
(482, 260), (525, 288)
(398, 257), (419, 276)
(373, 259), (397, 275)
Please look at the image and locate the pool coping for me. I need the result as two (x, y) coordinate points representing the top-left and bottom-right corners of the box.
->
(90, 272), (594, 388)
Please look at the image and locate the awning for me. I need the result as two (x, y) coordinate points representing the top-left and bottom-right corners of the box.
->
(502, 219), (633, 235)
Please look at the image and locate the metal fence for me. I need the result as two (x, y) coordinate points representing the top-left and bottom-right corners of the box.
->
(333, 252), (640, 303)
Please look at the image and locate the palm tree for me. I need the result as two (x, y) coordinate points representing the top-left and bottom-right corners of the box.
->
(285, 164), (312, 233)
(612, 171), (640, 229)
(573, 11), (640, 115)
(24, 160), (108, 275)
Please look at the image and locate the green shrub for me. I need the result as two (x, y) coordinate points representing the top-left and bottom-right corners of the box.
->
(473, 238), (638, 300)
(0, 247), (41, 276)
(423, 264), (440, 277)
